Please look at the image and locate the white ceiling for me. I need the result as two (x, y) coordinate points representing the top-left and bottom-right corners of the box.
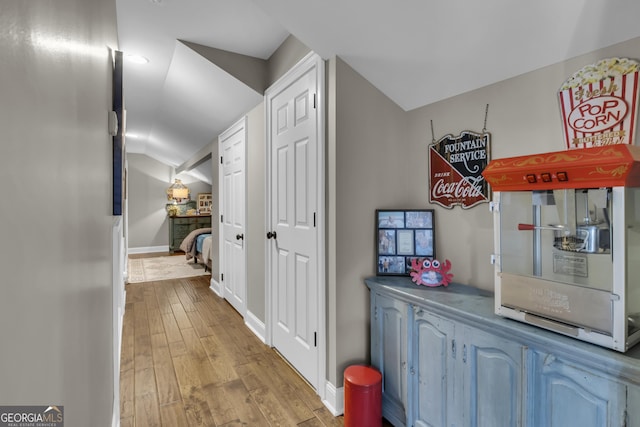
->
(116, 0), (640, 183)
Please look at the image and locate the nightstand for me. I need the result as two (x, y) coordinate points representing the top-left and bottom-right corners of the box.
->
(168, 215), (211, 253)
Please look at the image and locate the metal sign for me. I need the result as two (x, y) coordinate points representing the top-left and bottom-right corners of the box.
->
(558, 57), (640, 149)
(429, 130), (491, 209)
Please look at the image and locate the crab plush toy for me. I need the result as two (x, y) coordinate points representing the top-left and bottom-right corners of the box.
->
(410, 258), (453, 287)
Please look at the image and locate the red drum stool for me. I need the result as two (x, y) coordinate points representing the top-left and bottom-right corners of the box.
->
(343, 365), (382, 427)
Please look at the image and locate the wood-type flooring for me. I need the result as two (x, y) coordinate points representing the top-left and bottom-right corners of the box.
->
(119, 274), (388, 426)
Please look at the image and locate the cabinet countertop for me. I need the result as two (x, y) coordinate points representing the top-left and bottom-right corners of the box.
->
(365, 275), (640, 384)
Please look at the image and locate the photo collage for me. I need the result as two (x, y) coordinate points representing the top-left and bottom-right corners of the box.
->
(376, 209), (435, 276)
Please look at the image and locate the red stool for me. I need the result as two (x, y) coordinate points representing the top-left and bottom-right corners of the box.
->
(344, 365), (382, 427)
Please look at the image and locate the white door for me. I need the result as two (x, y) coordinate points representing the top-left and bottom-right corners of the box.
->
(219, 117), (247, 316)
(266, 53), (324, 390)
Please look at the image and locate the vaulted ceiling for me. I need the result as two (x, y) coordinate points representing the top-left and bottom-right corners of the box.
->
(115, 0), (640, 183)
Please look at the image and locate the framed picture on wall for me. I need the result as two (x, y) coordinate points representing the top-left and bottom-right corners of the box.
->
(197, 193), (213, 214)
(112, 49), (124, 216)
(376, 209), (435, 276)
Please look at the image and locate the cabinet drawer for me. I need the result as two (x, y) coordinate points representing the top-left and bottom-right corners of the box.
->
(174, 224), (192, 237)
(173, 217), (210, 226)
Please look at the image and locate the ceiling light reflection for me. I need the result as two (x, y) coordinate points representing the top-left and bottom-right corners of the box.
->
(125, 132), (146, 140)
(30, 32), (107, 58)
(125, 54), (149, 64)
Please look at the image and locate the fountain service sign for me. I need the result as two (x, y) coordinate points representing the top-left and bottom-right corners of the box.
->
(428, 131), (491, 209)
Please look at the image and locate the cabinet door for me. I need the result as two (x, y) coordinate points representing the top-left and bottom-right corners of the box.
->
(371, 292), (408, 427)
(463, 327), (525, 427)
(627, 384), (640, 427)
(530, 351), (627, 427)
(412, 308), (458, 427)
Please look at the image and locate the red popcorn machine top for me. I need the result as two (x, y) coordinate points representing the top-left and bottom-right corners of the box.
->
(482, 144), (640, 351)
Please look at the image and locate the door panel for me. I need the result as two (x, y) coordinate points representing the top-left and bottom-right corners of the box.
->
(413, 310), (456, 427)
(295, 254), (310, 342)
(219, 118), (246, 316)
(531, 351), (626, 427)
(371, 293), (407, 427)
(269, 58), (319, 389)
(276, 247), (290, 331)
(465, 327), (524, 427)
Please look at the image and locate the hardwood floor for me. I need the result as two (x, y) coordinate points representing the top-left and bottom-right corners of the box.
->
(120, 275), (347, 426)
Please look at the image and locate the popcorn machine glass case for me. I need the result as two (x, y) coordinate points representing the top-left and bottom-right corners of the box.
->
(483, 145), (640, 352)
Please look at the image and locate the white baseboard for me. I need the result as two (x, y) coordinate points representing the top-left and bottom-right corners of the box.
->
(112, 409), (119, 427)
(245, 310), (266, 343)
(127, 245), (168, 255)
(209, 277), (223, 297)
(322, 380), (343, 416)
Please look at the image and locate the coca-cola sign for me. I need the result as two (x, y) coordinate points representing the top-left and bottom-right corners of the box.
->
(429, 131), (491, 209)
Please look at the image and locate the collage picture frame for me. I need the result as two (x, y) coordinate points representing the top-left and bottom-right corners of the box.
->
(376, 209), (435, 276)
(197, 193), (213, 214)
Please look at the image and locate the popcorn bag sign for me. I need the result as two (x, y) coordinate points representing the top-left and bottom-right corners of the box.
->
(559, 57), (640, 149)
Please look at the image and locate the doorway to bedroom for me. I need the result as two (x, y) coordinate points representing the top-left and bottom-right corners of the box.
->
(125, 149), (215, 285)
(127, 252), (211, 284)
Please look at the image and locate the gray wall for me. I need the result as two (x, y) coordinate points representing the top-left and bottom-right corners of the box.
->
(268, 35), (311, 85)
(328, 57), (411, 385)
(128, 153), (173, 249)
(127, 153), (213, 251)
(0, 0), (118, 425)
(326, 37), (640, 387)
(246, 103), (267, 319)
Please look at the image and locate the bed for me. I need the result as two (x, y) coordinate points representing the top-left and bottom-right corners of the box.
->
(179, 227), (213, 272)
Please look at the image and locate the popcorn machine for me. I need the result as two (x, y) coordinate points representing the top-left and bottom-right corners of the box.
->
(482, 144), (640, 352)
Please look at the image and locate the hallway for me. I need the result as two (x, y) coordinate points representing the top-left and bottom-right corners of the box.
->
(119, 276), (342, 426)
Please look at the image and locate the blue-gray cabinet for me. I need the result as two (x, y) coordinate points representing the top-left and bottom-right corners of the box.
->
(410, 308), (455, 427)
(465, 329), (524, 426)
(371, 292), (408, 426)
(366, 276), (640, 427)
(529, 350), (626, 426)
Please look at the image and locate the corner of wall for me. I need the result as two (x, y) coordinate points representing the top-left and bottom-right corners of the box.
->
(322, 380), (344, 416)
(244, 310), (266, 343)
(209, 277), (222, 297)
(266, 34), (312, 87)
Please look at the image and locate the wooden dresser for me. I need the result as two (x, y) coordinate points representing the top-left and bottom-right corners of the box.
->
(365, 276), (640, 427)
(168, 215), (211, 253)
